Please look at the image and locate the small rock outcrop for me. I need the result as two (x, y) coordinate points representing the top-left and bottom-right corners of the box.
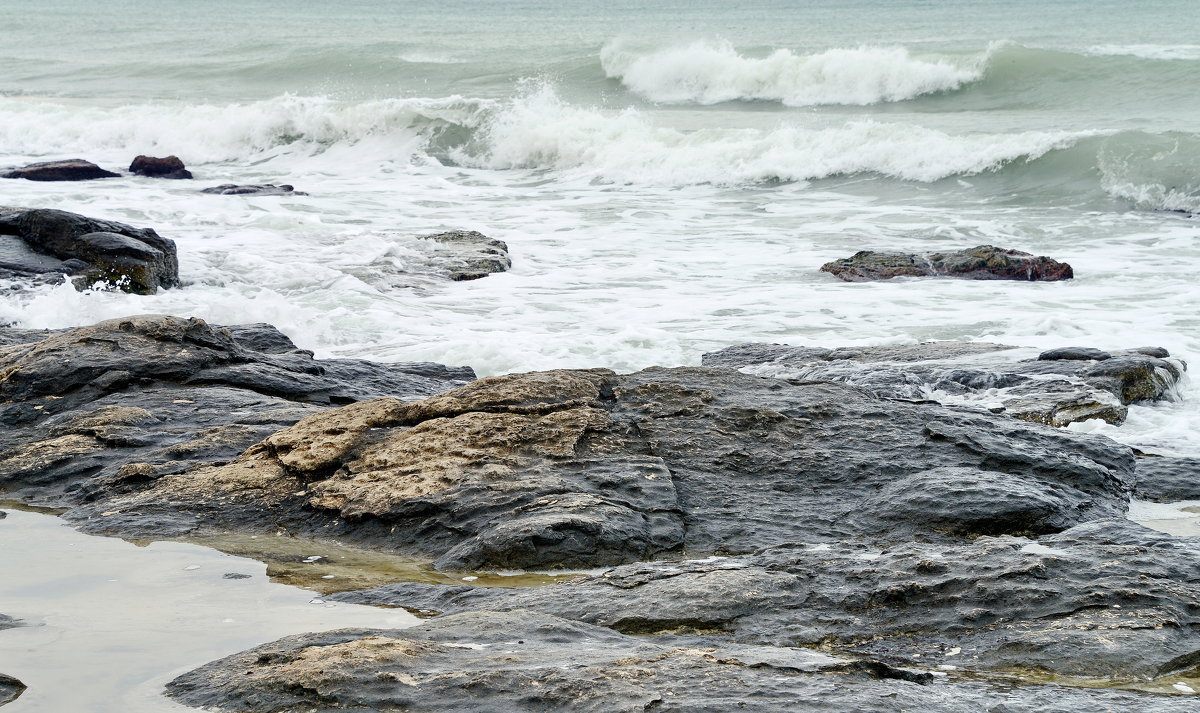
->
(420, 230), (511, 281)
(129, 155), (192, 179)
(0, 207), (179, 294)
(0, 673), (25, 707)
(200, 184), (306, 196)
(821, 245), (1073, 282)
(703, 341), (1185, 427)
(1, 159), (120, 181)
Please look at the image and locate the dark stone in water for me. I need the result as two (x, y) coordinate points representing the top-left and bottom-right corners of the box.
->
(0, 615), (18, 631)
(222, 573), (251, 580)
(1134, 456), (1200, 502)
(420, 230), (511, 281)
(167, 609), (1200, 713)
(1, 159), (119, 181)
(0, 207), (179, 294)
(0, 673), (26, 707)
(703, 341), (1185, 427)
(129, 155), (192, 179)
(821, 245), (1074, 282)
(200, 184), (306, 196)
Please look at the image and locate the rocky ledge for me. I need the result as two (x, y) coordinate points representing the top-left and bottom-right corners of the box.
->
(1, 159), (120, 181)
(821, 245), (1074, 282)
(0, 207), (180, 294)
(703, 341), (1185, 427)
(1, 315), (1195, 711)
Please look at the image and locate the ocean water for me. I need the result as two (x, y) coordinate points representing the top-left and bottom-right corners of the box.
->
(1, 0), (1198, 455)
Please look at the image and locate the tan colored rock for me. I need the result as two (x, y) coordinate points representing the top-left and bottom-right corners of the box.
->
(256, 397), (407, 476)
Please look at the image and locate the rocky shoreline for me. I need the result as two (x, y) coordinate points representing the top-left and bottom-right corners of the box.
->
(0, 310), (1197, 711)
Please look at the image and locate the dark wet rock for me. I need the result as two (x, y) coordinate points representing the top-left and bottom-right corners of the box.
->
(0, 315), (474, 507)
(333, 520), (1200, 683)
(1134, 456), (1200, 502)
(78, 364), (1136, 569)
(703, 341), (1185, 427)
(0, 674), (25, 707)
(420, 230), (511, 281)
(0, 207), (179, 294)
(821, 245), (1073, 282)
(1, 159), (119, 181)
(129, 155), (192, 179)
(200, 184), (306, 196)
(0, 615), (18, 630)
(223, 573), (252, 580)
(168, 609), (1200, 713)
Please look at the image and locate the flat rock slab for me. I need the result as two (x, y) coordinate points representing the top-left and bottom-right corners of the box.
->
(200, 184), (306, 196)
(1, 159), (119, 181)
(821, 245), (1073, 282)
(72, 360), (1136, 569)
(703, 341), (1186, 426)
(333, 519), (1200, 682)
(167, 610), (1200, 713)
(0, 315), (474, 508)
(0, 207), (179, 294)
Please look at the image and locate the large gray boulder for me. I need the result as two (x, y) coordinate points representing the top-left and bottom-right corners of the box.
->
(0, 316), (475, 508)
(0, 207), (179, 294)
(1, 159), (119, 181)
(70, 363), (1136, 568)
(703, 341), (1185, 427)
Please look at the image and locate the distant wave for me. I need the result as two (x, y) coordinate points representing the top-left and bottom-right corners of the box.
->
(1086, 44), (1200, 61)
(599, 39), (983, 106)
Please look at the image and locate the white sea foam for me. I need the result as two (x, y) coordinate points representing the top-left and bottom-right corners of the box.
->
(1086, 44), (1200, 61)
(600, 39), (982, 106)
(457, 85), (1090, 184)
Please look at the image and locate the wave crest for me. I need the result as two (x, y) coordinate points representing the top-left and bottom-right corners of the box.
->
(600, 39), (982, 106)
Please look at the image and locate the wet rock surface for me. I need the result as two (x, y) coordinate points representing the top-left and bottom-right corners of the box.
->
(821, 245), (1074, 282)
(420, 230), (511, 281)
(68, 362), (1136, 568)
(333, 519), (1200, 682)
(1, 159), (119, 181)
(167, 609), (1200, 713)
(0, 315), (474, 508)
(0, 207), (179, 294)
(200, 183), (307, 196)
(703, 341), (1185, 427)
(0, 674), (25, 707)
(1135, 456), (1200, 502)
(129, 155), (192, 179)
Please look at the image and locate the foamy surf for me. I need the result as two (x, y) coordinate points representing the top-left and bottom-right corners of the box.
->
(600, 39), (983, 106)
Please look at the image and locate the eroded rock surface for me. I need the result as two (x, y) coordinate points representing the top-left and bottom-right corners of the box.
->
(334, 519), (1200, 682)
(73, 363), (1136, 568)
(703, 341), (1185, 426)
(167, 610), (1200, 713)
(1, 159), (119, 181)
(0, 315), (474, 509)
(821, 245), (1074, 282)
(0, 207), (179, 294)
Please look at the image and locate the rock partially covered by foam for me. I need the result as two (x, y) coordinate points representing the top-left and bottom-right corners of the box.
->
(821, 245), (1073, 282)
(703, 341), (1185, 427)
(200, 183), (306, 196)
(419, 230), (511, 281)
(1, 159), (119, 181)
(129, 155), (192, 179)
(0, 207), (179, 294)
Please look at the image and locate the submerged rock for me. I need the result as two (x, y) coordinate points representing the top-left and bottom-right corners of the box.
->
(1, 159), (119, 181)
(168, 609), (1200, 713)
(703, 341), (1185, 427)
(0, 207), (179, 294)
(335, 519), (1200, 683)
(0, 315), (474, 508)
(129, 155), (192, 179)
(420, 230), (511, 281)
(74, 363), (1135, 568)
(200, 184), (306, 196)
(821, 245), (1073, 282)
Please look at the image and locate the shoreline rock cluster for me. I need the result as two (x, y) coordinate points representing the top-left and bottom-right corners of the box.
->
(1, 314), (1196, 711)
